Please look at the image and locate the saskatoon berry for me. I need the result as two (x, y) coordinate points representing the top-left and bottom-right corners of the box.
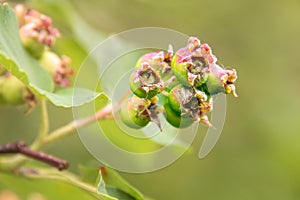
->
(39, 50), (73, 87)
(20, 35), (45, 59)
(0, 76), (6, 104)
(171, 37), (216, 87)
(1, 75), (26, 105)
(120, 95), (151, 129)
(163, 100), (193, 128)
(201, 64), (238, 96)
(168, 84), (198, 115)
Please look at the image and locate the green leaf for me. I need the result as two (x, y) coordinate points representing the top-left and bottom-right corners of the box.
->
(79, 166), (148, 200)
(79, 165), (99, 185)
(99, 167), (144, 200)
(0, 4), (106, 107)
(106, 187), (136, 200)
(79, 166), (145, 200)
(96, 173), (119, 200)
(98, 175), (108, 194)
(44, 88), (107, 108)
(97, 169), (138, 200)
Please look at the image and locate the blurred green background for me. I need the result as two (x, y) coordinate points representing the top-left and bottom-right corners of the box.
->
(1, 0), (300, 199)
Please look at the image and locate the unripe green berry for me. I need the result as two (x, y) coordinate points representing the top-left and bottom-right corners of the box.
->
(121, 95), (151, 129)
(39, 50), (73, 87)
(0, 65), (6, 76)
(20, 35), (45, 59)
(171, 54), (191, 87)
(204, 73), (225, 95)
(39, 50), (61, 76)
(168, 84), (198, 115)
(1, 75), (26, 105)
(163, 100), (193, 128)
(0, 76), (7, 104)
(202, 64), (238, 96)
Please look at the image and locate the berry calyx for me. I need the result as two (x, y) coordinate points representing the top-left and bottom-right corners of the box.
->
(135, 50), (173, 80)
(171, 37), (216, 87)
(167, 84), (213, 127)
(130, 62), (163, 99)
(168, 84), (195, 114)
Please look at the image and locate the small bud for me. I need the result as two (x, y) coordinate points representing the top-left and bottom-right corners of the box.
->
(39, 51), (74, 87)
(130, 62), (163, 99)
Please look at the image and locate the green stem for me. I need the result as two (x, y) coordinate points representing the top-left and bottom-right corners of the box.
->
(21, 167), (103, 199)
(40, 99), (49, 137)
(42, 103), (113, 146)
(33, 99), (49, 146)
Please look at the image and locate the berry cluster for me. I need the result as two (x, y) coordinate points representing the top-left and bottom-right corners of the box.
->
(121, 37), (238, 129)
(15, 4), (60, 57)
(0, 5), (74, 110)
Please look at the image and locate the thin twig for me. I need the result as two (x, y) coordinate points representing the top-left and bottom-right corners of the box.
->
(38, 99), (49, 139)
(0, 142), (21, 153)
(0, 141), (69, 171)
(42, 103), (114, 146)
